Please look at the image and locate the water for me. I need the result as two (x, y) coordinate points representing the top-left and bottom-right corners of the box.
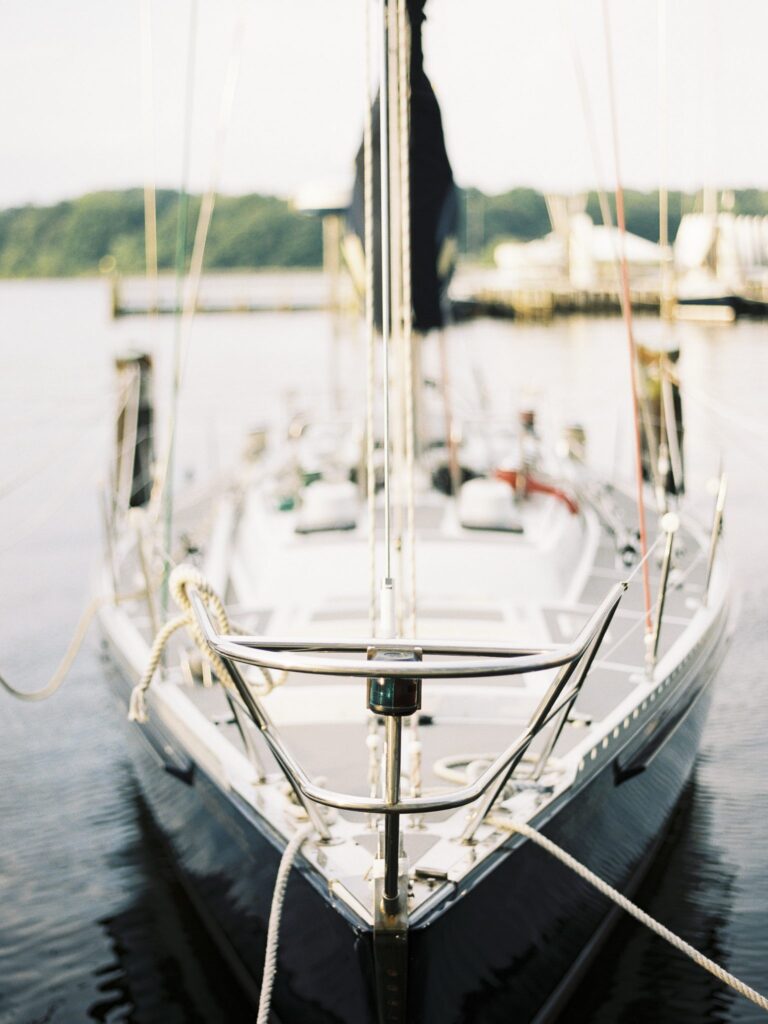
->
(0, 276), (766, 1023)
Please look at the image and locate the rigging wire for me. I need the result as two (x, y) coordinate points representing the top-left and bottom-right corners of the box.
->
(387, 0), (405, 635)
(0, 381), (137, 552)
(601, 0), (653, 632)
(363, 0), (378, 635)
(0, 387), (131, 502)
(437, 328), (460, 496)
(668, 371), (768, 441)
(158, 0), (198, 611)
(0, 446), (103, 554)
(397, 0), (417, 638)
(181, 0), (250, 325)
(558, 0), (615, 253)
(152, 0), (249, 585)
(396, 0), (422, 800)
(139, 0), (159, 316)
(378, 0), (394, 593)
(657, 0), (672, 311)
(561, 0), (666, 510)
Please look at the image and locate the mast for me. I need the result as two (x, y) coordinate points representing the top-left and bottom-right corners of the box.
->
(368, 9), (420, 1024)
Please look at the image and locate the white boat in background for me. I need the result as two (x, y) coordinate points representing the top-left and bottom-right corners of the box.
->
(494, 193), (664, 293)
(675, 190), (768, 318)
(97, 2), (732, 1021)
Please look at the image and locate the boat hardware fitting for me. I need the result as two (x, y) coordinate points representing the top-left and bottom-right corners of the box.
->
(648, 510), (679, 673)
(704, 472), (727, 606)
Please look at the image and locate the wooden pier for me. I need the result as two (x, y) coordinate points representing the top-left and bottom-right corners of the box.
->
(451, 283), (663, 322)
(112, 294), (330, 318)
(109, 271), (768, 323)
(108, 271), (351, 319)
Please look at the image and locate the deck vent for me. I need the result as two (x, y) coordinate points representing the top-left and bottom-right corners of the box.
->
(458, 478), (522, 533)
(295, 480), (358, 534)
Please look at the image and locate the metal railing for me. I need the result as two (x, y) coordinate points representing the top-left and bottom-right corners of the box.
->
(187, 583), (625, 834)
(188, 575), (626, 982)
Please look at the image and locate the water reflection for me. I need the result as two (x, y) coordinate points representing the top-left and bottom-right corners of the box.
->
(561, 776), (736, 1022)
(93, 791), (252, 1024)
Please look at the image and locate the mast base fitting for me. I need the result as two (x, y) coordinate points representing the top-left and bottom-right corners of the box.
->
(366, 647), (423, 716)
(382, 892), (401, 917)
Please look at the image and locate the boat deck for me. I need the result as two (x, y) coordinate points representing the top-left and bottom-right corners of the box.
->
(101, 469), (725, 930)
(172, 496), (709, 829)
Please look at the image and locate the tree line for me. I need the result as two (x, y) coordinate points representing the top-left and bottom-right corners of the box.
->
(1, 186), (766, 277)
(0, 190), (323, 277)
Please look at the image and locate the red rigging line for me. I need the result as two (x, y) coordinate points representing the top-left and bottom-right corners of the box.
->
(494, 470), (579, 517)
(601, 0), (653, 631)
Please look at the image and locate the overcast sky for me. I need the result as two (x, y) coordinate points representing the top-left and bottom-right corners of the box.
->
(1, 0), (766, 208)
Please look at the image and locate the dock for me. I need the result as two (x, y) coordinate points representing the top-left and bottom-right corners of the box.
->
(451, 283), (662, 322)
(112, 296), (330, 318)
(108, 270), (352, 319)
(109, 269), (768, 323)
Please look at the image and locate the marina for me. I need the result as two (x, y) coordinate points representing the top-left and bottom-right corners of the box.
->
(457, 192), (768, 323)
(2, 1), (768, 1022)
(109, 194), (768, 323)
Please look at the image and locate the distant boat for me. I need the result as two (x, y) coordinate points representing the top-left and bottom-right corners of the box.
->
(495, 199), (664, 293)
(674, 194), (768, 318)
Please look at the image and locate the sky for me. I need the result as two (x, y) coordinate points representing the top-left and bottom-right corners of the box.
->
(1, 0), (767, 208)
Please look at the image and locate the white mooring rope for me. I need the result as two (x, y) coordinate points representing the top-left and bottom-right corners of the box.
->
(256, 823), (315, 1024)
(0, 600), (105, 703)
(488, 816), (768, 1014)
(0, 591), (142, 703)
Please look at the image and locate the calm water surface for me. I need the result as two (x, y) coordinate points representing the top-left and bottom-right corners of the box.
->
(0, 275), (766, 1023)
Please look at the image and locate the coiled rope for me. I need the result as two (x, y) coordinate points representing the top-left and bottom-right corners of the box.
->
(488, 816), (768, 1014)
(128, 564), (280, 724)
(256, 823), (315, 1024)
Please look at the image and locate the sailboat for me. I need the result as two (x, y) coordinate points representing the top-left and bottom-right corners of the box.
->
(675, 188), (768, 320)
(99, 2), (731, 1021)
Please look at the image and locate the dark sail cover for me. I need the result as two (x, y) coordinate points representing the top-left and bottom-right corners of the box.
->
(348, 0), (458, 333)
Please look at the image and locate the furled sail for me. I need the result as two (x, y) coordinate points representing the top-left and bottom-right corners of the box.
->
(346, 0), (458, 333)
